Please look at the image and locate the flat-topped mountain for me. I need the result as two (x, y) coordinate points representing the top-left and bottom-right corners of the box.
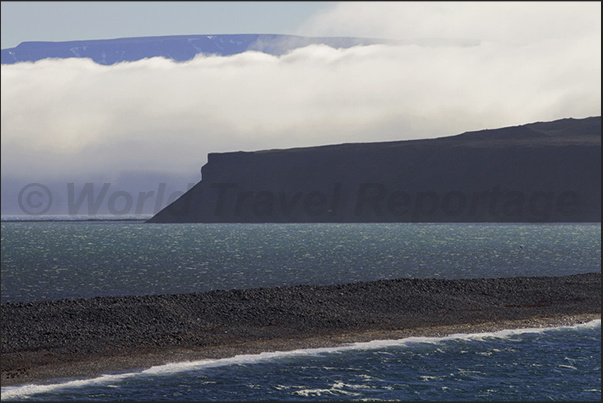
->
(1, 34), (468, 65)
(148, 116), (601, 223)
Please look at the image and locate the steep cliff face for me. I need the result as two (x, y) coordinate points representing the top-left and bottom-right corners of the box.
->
(147, 117), (601, 223)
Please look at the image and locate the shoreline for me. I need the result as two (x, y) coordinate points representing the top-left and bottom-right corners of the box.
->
(2, 314), (600, 389)
(2, 273), (600, 387)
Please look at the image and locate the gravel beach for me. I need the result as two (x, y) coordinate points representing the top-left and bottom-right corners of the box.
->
(2, 273), (600, 387)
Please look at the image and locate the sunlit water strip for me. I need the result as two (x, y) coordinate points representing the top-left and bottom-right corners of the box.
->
(2, 320), (600, 401)
(2, 222), (600, 303)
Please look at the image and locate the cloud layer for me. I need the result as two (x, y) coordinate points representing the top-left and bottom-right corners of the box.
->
(1, 2), (601, 189)
(298, 2), (600, 45)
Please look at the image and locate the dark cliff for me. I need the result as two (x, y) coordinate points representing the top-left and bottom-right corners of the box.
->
(147, 116), (601, 223)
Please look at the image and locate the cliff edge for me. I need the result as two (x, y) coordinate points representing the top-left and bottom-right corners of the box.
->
(148, 116), (601, 223)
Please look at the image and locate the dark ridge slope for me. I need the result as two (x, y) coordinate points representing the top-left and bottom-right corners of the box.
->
(148, 116), (601, 223)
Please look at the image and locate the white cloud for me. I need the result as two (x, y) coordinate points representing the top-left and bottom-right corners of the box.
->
(298, 2), (600, 45)
(1, 2), (600, 186)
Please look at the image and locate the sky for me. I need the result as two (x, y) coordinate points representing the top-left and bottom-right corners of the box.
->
(0, 1), (337, 49)
(1, 1), (601, 216)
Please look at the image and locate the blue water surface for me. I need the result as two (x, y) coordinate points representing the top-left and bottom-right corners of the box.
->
(1, 222), (600, 401)
(1, 222), (600, 303)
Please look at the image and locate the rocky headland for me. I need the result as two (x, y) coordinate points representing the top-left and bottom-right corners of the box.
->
(148, 116), (601, 223)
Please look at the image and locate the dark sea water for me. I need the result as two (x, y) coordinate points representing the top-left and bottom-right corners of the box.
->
(1, 221), (601, 401)
(1, 222), (600, 304)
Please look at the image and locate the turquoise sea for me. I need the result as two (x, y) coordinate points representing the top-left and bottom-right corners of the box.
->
(1, 221), (601, 401)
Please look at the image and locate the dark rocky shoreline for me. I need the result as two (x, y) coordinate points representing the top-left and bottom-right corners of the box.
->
(2, 273), (600, 387)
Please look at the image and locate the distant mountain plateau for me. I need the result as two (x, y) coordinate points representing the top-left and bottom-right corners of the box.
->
(1, 34), (480, 65)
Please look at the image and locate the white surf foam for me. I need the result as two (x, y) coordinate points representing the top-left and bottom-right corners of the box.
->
(2, 319), (599, 400)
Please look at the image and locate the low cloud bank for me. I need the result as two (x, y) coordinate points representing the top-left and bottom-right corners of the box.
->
(2, 41), (599, 182)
